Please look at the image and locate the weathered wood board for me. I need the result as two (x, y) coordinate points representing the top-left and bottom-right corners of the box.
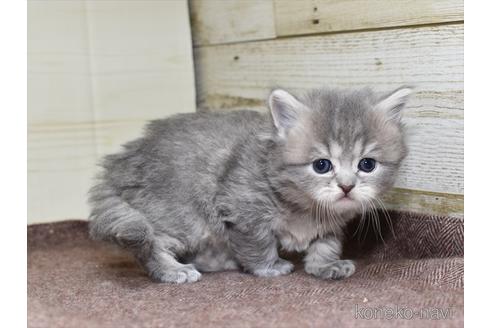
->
(274, 0), (463, 37)
(190, 0), (276, 46)
(28, 0), (196, 223)
(189, 0), (463, 46)
(194, 23), (463, 215)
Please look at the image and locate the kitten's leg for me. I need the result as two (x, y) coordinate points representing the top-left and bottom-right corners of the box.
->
(141, 250), (202, 284)
(89, 188), (201, 283)
(117, 228), (202, 284)
(226, 223), (293, 277)
(191, 246), (239, 272)
(304, 236), (355, 280)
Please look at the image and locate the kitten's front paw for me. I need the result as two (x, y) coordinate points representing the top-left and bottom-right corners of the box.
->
(253, 258), (294, 277)
(153, 265), (202, 284)
(306, 259), (355, 280)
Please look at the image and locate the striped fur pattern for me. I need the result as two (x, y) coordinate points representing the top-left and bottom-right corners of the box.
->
(88, 87), (411, 283)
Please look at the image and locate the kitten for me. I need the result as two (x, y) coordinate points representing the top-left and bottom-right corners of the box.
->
(89, 86), (411, 283)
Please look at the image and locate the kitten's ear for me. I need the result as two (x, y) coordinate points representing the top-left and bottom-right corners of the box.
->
(268, 89), (307, 137)
(375, 86), (413, 122)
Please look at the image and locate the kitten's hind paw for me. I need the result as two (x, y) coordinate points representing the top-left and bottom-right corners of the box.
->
(307, 259), (355, 280)
(153, 265), (202, 284)
(253, 258), (294, 277)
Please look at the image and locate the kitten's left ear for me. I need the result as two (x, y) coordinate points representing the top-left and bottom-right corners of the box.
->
(375, 86), (413, 122)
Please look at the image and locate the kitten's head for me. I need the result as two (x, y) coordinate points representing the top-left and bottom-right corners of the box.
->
(268, 87), (411, 216)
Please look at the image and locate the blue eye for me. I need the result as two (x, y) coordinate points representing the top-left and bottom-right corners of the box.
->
(313, 159), (332, 174)
(358, 158), (376, 172)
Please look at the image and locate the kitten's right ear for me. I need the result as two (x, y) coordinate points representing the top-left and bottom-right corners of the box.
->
(268, 89), (306, 138)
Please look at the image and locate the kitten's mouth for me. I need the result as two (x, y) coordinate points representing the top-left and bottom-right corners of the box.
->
(334, 195), (361, 212)
(337, 195), (353, 202)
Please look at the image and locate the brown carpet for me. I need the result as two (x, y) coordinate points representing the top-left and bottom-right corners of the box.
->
(28, 211), (463, 328)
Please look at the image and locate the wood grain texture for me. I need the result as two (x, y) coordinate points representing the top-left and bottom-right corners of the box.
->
(189, 0), (276, 46)
(195, 24), (463, 197)
(383, 188), (463, 218)
(28, 0), (94, 125)
(28, 0), (196, 223)
(28, 0), (196, 125)
(85, 0), (196, 122)
(27, 120), (149, 223)
(274, 0), (463, 37)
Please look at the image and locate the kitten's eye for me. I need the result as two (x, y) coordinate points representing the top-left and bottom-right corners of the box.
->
(313, 159), (332, 174)
(358, 158), (376, 172)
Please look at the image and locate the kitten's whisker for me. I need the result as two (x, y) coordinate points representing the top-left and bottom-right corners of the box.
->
(368, 200), (377, 241)
(312, 201), (317, 229)
(375, 197), (395, 239)
(369, 198), (385, 245)
(333, 203), (344, 235)
(330, 200), (343, 236)
(325, 200), (338, 238)
(326, 201), (333, 236)
(309, 201), (316, 232)
(320, 201), (326, 235)
(316, 202), (321, 235)
(323, 200), (330, 236)
(356, 198), (370, 242)
(353, 200), (366, 240)
(363, 200), (376, 242)
(316, 200), (327, 237)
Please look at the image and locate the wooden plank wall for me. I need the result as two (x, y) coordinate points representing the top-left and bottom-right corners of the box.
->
(190, 0), (464, 217)
(28, 0), (196, 223)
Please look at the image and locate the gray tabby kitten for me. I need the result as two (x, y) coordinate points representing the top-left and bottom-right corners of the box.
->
(89, 86), (411, 283)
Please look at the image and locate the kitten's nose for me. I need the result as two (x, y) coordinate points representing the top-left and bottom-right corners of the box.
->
(338, 184), (355, 195)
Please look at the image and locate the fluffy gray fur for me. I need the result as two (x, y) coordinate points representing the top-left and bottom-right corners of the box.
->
(88, 86), (411, 283)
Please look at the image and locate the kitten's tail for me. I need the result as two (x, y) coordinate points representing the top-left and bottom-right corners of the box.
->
(88, 182), (154, 253)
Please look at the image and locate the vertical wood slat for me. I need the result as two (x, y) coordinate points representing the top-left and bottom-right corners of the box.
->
(28, 0), (196, 223)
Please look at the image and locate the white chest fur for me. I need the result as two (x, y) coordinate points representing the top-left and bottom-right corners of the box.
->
(274, 212), (326, 252)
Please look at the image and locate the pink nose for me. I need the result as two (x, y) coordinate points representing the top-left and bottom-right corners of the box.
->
(338, 184), (354, 195)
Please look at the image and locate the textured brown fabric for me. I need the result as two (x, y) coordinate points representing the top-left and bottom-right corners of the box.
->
(28, 211), (463, 327)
